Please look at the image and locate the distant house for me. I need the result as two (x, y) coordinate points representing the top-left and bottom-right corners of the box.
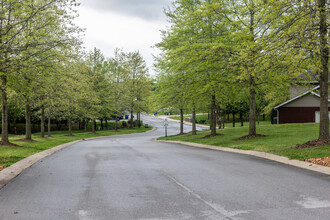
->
(289, 72), (319, 99)
(274, 85), (330, 124)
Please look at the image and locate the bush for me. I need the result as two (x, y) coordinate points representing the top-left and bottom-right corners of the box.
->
(121, 121), (128, 128)
(128, 120), (140, 127)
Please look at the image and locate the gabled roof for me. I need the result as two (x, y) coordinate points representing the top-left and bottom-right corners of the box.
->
(274, 85), (330, 110)
(293, 70), (319, 84)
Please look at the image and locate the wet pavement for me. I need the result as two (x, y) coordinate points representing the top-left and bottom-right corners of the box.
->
(0, 115), (329, 220)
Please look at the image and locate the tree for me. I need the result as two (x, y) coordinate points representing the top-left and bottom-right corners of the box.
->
(317, 0), (328, 140)
(0, 0), (81, 144)
(156, 0), (234, 137)
(264, 0), (329, 140)
(125, 51), (149, 129)
(85, 48), (107, 133)
(108, 49), (127, 131)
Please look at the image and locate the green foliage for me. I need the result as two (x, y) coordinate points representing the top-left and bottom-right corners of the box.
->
(154, 0), (329, 138)
(0, 2), (153, 143)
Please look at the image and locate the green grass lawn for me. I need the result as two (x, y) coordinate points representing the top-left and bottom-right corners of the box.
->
(0, 126), (152, 168)
(158, 123), (330, 161)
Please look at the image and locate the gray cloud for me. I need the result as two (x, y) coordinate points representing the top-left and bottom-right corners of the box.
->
(80, 0), (173, 20)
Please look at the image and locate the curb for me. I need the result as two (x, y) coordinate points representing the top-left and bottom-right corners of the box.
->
(0, 127), (156, 189)
(154, 139), (330, 176)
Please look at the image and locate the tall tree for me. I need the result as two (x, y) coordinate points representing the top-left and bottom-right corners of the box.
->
(0, 0), (81, 144)
(108, 49), (127, 131)
(265, 0), (329, 140)
(317, 0), (329, 140)
(125, 51), (149, 129)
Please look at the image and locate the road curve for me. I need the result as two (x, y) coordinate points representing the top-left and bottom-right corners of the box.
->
(0, 115), (329, 220)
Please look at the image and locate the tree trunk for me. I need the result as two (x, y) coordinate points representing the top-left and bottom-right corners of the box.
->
(92, 119), (96, 134)
(68, 118), (73, 136)
(222, 109), (226, 129)
(249, 79), (257, 136)
(56, 120), (61, 131)
(233, 113), (235, 127)
(105, 119), (108, 129)
(137, 112), (139, 127)
(192, 103), (197, 135)
(1, 76), (10, 144)
(8, 119), (10, 134)
(180, 108), (184, 134)
(13, 118), (17, 135)
(48, 117), (51, 137)
(240, 112), (244, 127)
(257, 113), (260, 125)
(210, 110), (213, 131)
(211, 95), (217, 136)
(130, 109), (134, 128)
(318, 0), (329, 140)
(115, 118), (118, 131)
(40, 107), (45, 138)
(216, 105), (222, 129)
(83, 119), (88, 132)
(138, 112), (141, 128)
(247, 4), (257, 136)
(263, 114), (265, 121)
(25, 103), (32, 140)
(100, 119), (104, 130)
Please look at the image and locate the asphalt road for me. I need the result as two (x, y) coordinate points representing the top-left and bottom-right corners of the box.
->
(0, 115), (329, 220)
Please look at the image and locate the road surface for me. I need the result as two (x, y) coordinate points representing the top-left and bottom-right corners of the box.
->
(0, 115), (329, 220)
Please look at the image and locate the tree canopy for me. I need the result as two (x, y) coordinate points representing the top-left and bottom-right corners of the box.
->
(154, 0), (329, 140)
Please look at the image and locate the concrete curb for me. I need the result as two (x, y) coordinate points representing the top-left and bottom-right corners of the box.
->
(154, 139), (330, 176)
(0, 127), (156, 189)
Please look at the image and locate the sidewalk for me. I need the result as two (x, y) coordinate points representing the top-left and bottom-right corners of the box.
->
(157, 115), (210, 129)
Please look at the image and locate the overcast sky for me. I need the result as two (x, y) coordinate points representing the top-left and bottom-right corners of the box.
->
(75, 0), (173, 75)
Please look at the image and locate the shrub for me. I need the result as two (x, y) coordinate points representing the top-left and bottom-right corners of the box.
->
(121, 121), (128, 128)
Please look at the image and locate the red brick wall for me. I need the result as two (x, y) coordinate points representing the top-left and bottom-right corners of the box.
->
(278, 107), (330, 124)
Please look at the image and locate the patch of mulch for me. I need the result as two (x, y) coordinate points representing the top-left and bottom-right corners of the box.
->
(306, 157), (330, 167)
(292, 139), (330, 149)
(235, 134), (266, 141)
(200, 133), (223, 139)
(0, 142), (22, 147)
(0, 166), (5, 171)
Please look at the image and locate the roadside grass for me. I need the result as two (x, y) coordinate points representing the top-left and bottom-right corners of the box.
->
(158, 123), (330, 161)
(0, 126), (152, 168)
